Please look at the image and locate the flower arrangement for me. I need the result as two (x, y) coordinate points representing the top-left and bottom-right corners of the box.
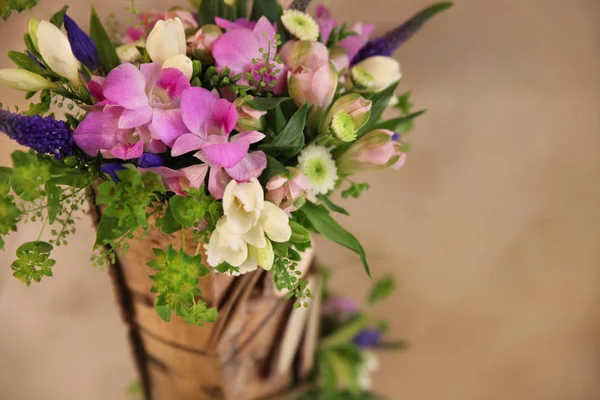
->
(0, 0), (449, 353)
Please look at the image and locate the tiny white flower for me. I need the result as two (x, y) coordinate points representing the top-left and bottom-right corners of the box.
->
(146, 17), (186, 64)
(298, 145), (338, 195)
(36, 20), (80, 85)
(281, 10), (320, 42)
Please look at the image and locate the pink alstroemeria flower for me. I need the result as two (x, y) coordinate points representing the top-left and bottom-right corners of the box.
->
(266, 168), (311, 216)
(73, 63), (190, 159)
(211, 17), (287, 95)
(170, 87), (267, 199)
(142, 164), (209, 196)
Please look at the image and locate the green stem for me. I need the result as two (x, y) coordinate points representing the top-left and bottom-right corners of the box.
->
(36, 217), (48, 241)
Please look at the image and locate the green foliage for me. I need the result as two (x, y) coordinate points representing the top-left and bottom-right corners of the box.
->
(300, 202), (371, 278)
(90, 6), (120, 71)
(23, 90), (52, 116)
(7, 51), (46, 75)
(94, 167), (164, 249)
(318, 194), (350, 216)
(271, 240), (313, 307)
(250, 0), (281, 23)
(148, 245), (217, 326)
(11, 241), (56, 285)
(373, 109), (427, 133)
(356, 82), (399, 138)
(0, 0), (39, 20)
(342, 182), (370, 199)
(245, 96), (290, 111)
(10, 151), (51, 201)
(199, 0), (236, 25)
(168, 188), (222, 230)
(326, 23), (358, 47)
(289, 220), (311, 244)
(0, 184), (21, 250)
(367, 276), (395, 305)
(50, 5), (69, 28)
(260, 103), (309, 157)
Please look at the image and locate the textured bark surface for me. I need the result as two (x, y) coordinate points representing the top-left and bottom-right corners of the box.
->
(89, 193), (319, 400)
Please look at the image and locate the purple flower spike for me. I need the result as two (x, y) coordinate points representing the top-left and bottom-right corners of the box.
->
(137, 153), (165, 168)
(353, 328), (383, 348)
(27, 51), (46, 70)
(64, 14), (101, 70)
(0, 109), (74, 159)
(101, 163), (126, 182)
(352, 2), (453, 64)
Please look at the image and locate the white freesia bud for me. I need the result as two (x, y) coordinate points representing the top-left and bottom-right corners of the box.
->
(352, 56), (402, 92)
(163, 54), (194, 80)
(146, 17), (186, 64)
(36, 20), (80, 85)
(0, 69), (59, 91)
(28, 19), (40, 51)
(116, 44), (142, 63)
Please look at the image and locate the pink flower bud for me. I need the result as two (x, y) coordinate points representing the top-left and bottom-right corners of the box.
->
(336, 129), (407, 176)
(266, 168), (312, 215)
(187, 24), (222, 63)
(234, 96), (267, 132)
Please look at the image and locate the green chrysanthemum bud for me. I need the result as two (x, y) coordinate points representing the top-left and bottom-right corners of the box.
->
(330, 111), (357, 142)
(351, 66), (375, 90)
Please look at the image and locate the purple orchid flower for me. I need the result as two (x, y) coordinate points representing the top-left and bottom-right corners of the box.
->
(73, 63), (190, 160)
(170, 87), (267, 199)
(211, 17), (287, 95)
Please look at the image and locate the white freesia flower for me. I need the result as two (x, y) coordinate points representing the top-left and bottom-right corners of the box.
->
(146, 17), (187, 64)
(208, 179), (292, 275)
(163, 54), (194, 80)
(0, 69), (58, 91)
(36, 20), (80, 85)
(352, 56), (402, 92)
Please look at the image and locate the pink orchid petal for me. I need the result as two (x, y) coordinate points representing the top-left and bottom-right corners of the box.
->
(148, 139), (167, 153)
(201, 141), (250, 168)
(72, 108), (121, 156)
(208, 166), (231, 199)
(212, 29), (261, 74)
(230, 130), (265, 144)
(215, 17), (254, 31)
(150, 108), (188, 147)
(254, 17), (277, 58)
(171, 133), (206, 157)
(88, 77), (105, 101)
(212, 99), (238, 135)
(119, 105), (152, 129)
(156, 68), (191, 100)
(224, 151), (267, 182)
(110, 139), (144, 160)
(103, 63), (148, 110)
(318, 19), (336, 44)
(180, 164), (209, 188)
(180, 87), (218, 136)
(140, 63), (163, 94)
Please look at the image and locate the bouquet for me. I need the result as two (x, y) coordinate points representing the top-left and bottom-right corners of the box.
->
(0, 0), (450, 398)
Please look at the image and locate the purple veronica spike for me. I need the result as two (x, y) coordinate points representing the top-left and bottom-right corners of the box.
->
(101, 163), (125, 182)
(353, 328), (383, 348)
(0, 109), (74, 159)
(64, 14), (102, 70)
(352, 2), (453, 64)
(137, 153), (165, 168)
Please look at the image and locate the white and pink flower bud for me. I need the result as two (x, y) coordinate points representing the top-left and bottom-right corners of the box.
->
(266, 168), (312, 215)
(336, 129), (407, 176)
(234, 96), (267, 132)
(321, 93), (372, 141)
(187, 24), (222, 63)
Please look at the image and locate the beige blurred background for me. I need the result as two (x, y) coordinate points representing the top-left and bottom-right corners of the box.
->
(2, 0), (600, 399)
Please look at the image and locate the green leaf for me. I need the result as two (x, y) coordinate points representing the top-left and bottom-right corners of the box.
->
(259, 155), (287, 186)
(7, 51), (45, 74)
(50, 5), (69, 28)
(94, 215), (120, 247)
(373, 109), (427, 132)
(1, 0), (40, 21)
(368, 276), (396, 305)
(250, 0), (281, 23)
(299, 202), (371, 278)
(199, 0), (236, 25)
(341, 182), (370, 199)
(246, 96), (290, 111)
(289, 221), (311, 243)
(11, 241), (55, 285)
(158, 205), (181, 235)
(321, 315), (370, 348)
(236, 0), (247, 18)
(45, 183), (61, 224)
(154, 298), (172, 323)
(356, 82), (399, 138)
(10, 151), (50, 201)
(23, 89), (51, 116)
(318, 194), (350, 216)
(260, 103), (308, 157)
(0, 167), (12, 187)
(90, 7), (120, 71)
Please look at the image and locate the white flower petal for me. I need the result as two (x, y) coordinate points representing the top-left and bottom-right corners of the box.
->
(207, 228), (223, 267)
(243, 225), (267, 248)
(260, 202), (292, 243)
(37, 21), (80, 85)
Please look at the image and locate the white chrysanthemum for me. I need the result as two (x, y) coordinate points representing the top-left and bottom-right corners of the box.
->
(281, 10), (320, 42)
(298, 145), (338, 195)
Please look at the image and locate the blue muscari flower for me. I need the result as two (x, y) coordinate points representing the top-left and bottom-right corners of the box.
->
(352, 2), (453, 65)
(0, 109), (74, 159)
(101, 163), (125, 182)
(353, 328), (383, 348)
(64, 14), (102, 70)
(137, 153), (165, 168)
